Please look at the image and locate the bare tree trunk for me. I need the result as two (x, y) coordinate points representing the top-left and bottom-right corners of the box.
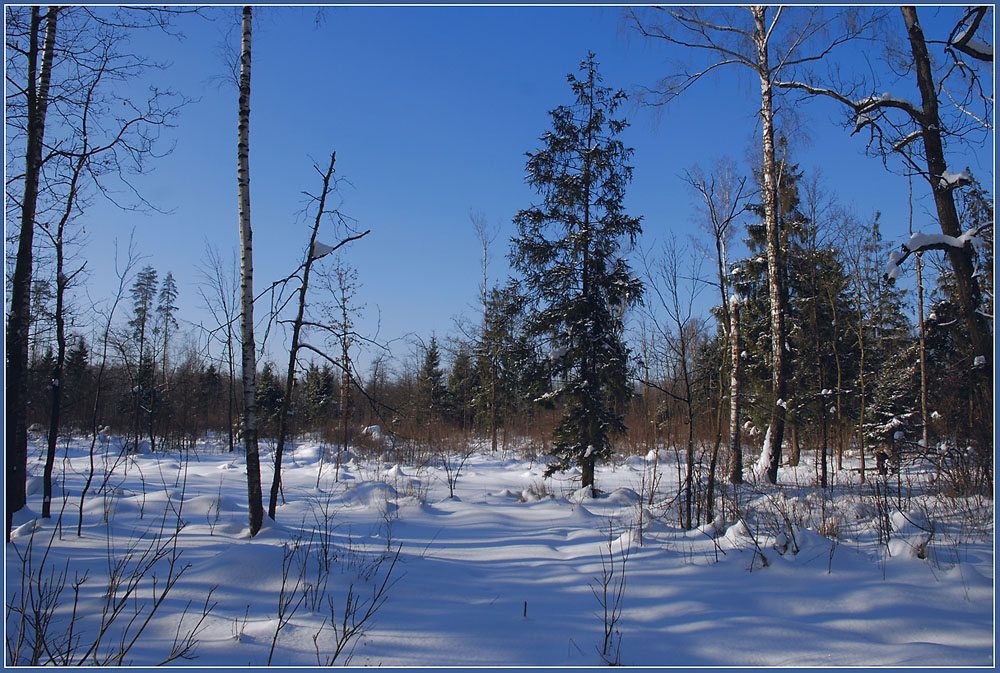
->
(729, 299), (743, 484)
(752, 6), (787, 484)
(237, 5), (264, 537)
(43, 131), (88, 519)
(901, 6), (992, 375)
(7, 7), (58, 540)
(268, 152), (337, 520)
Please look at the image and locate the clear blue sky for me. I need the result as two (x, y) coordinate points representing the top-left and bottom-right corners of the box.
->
(68, 5), (992, 372)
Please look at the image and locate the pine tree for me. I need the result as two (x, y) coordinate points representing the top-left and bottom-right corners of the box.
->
(511, 53), (643, 494)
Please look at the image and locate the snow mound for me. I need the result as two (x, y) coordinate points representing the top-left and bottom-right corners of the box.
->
(383, 464), (407, 480)
(604, 487), (640, 506)
(291, 443), (322, 463)
(344, 481), (398, 514)
(722, 520), (750, 548)
(567, 486), (596, 503)
(645, 448), (669, 463)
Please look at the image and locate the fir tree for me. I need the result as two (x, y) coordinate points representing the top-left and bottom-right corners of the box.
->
(63, 336), (90, 429)
(156, 271), (179, 384)
(416, 337), (449, 431)
(475, 285), (544, 450)
(300, 362), (335, 430)
(511, 53), (643, 494)
(256, 362), (284, 438)
(447, 346), (477, 432)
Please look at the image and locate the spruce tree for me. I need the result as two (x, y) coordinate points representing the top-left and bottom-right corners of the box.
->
(447, 346), (477, 432)
(511, 53), (643, 494)
(256, 362), (284, 438)
(416, 336), (449, 436)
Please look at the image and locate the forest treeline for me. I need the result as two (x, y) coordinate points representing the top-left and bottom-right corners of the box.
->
(6, 6), (993, 540)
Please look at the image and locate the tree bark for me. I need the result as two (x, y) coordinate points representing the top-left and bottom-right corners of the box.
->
(728, 299), (743, 484)
(901, 6), (992, 375)
(238, 5), (264, 537)
(753, 6), (787, 484)
(7, 7), (58, 540)
(43, 122), (88, 519)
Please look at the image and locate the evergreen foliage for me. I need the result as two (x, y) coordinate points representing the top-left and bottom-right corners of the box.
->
(511, 53), (643, 492)
(447, 346), (476, 432)
(256, 362), (284, 438)
(416, 336), (450, 429)
(300, 362), (335, 429)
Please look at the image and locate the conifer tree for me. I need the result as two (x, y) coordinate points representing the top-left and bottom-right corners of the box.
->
(156, 271), (179, 385)
(511, 53), (643, 494)
(447, 346), (477, 432)
(416, 336), (449, 437)
(128, 266), (158, 451)
(256, 362), (284, 438)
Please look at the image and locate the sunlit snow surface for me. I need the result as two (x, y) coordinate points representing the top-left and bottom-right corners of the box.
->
(7, 435), (993, 667)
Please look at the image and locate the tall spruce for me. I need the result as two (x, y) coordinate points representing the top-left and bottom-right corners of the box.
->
(511, 53), (643, 495)
(128, 266), (158, 451)
(416, 336), (449, 437)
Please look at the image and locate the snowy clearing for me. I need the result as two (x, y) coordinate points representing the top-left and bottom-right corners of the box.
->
(6, 435), (994, 667)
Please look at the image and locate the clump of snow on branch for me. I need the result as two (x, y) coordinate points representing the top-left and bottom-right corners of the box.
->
(310, 241), (336, 259)
(938, 170), (972, 191)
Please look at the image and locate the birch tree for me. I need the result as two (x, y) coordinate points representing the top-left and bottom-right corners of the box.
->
(237, 5), (264, 537)
(630, 6), (878, 483)
(683, 161), (748, 485)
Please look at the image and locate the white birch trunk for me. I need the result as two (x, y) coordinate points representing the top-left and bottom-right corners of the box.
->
(238, 5), (264, 537)
(752, 6), (787, 485)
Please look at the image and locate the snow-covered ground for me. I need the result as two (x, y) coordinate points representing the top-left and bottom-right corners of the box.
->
(6, 434), (994, 666)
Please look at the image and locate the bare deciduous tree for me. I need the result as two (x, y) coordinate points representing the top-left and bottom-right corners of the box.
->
(683, 161), (748, 487)
(6, 5), (59, 541)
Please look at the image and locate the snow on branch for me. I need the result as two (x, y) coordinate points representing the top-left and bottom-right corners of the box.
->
(774, 80), (926, 129)
(938, 169), (973, 192)
(310, 241), (336, 259)
(949, 6), (994, 62)
(883, 221), (993, 281)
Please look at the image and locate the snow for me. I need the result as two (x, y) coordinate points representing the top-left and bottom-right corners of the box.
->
(953, 28), (994, 59)
(973, 355), (986, 367)
(938, 170), (972, 191)
(309, 241), (336, 259)
(884, 249), (906, 280)
(6, 434), (993, 667)
(906, 229), (979, 252)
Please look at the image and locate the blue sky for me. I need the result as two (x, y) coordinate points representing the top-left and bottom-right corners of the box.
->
(63, 5), (993, 371)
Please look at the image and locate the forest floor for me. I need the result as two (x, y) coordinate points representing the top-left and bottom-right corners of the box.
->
(6, 433), (994, 667)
